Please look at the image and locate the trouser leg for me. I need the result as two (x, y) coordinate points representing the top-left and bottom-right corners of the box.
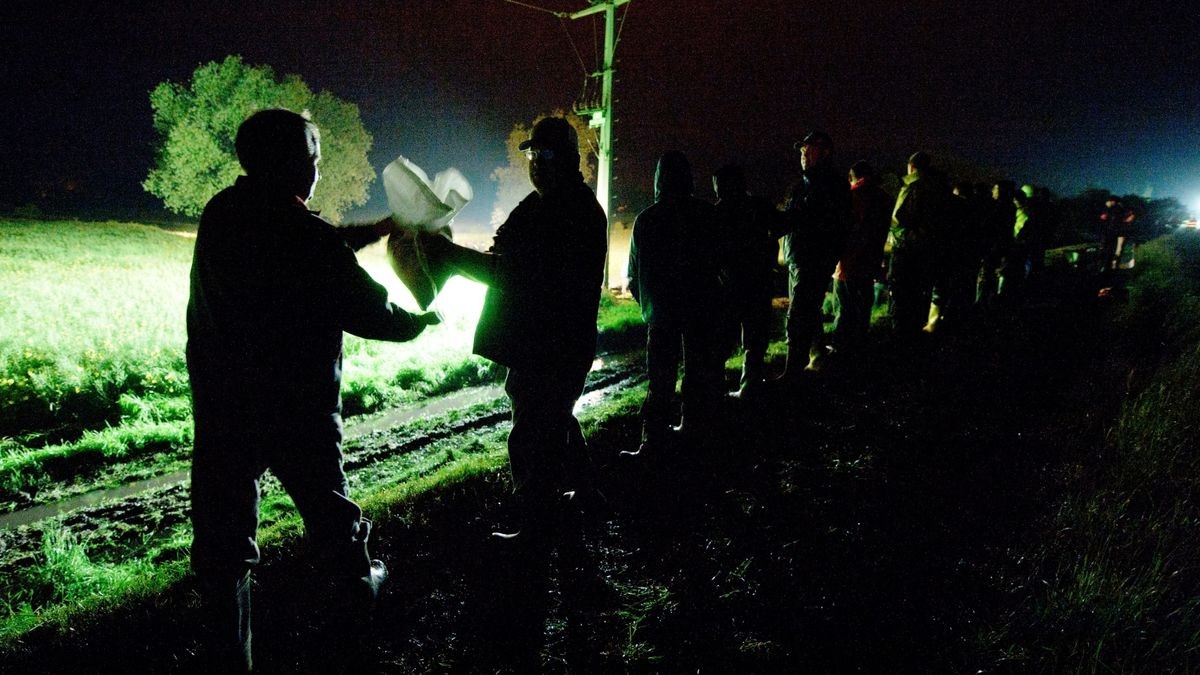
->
(680, 319), (723, 433)
(505, 366), (589, 534)
(642, 321), (682, 442)
(266, 424), (375, 586)
(835, 277), (873, 350)
(506, 366), (588, 495)
(889, 248), (932, 336)
(833, 278), (873, 350)
(786, 265), (830, 369)
(739, 295), (772, 389)
(830, 279), (850, 346)
(190, 426), (262, 672)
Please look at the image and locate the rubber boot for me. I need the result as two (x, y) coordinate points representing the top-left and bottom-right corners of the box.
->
(198, 571), (252, 673)
(773, 344), (804, 385)
(492, 488), (564, 547)
(734, 350), (766, 398)
(922, 302), (941, 333)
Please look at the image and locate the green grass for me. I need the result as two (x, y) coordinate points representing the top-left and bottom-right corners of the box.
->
(0, 216), (650, 648)
(0, 218), (644, 503)
(0, 218), (500, 442)
(0, 219), (193, 443)
(993, 231), (1200, 671)
(0, 418), (192, 509)
(0, 381), (649, 648)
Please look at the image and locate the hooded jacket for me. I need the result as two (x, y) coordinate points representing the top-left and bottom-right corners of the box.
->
(627, 153), (722, 325)
(890, 170), (949, 253)
(836, 175), (892, 280)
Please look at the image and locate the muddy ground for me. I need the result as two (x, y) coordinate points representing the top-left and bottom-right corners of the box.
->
(1, 272), (1122, 673)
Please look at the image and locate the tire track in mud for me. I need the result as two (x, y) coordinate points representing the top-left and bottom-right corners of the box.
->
(0, 358), (644, 581)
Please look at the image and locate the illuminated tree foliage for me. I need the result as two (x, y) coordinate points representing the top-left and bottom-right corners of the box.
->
(489, 110), (597, 228)
(143, 55), (373, 222)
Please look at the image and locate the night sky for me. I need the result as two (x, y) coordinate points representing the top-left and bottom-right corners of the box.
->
(2, 0), (1198, 228)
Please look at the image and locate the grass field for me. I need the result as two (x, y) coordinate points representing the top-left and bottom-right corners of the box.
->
(989, 231), (1200, 670)
(0, 217), (647, 644)
(0, 219), (642, 508)
(0, 219), (499, 439)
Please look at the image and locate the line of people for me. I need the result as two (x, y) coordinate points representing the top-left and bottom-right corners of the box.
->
(625, 131), (1059, 455)
(184, 111), (1062, 669)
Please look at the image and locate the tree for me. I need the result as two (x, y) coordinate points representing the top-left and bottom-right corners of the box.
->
(489, 110), (597, 228)
(143, 55), (373, 223)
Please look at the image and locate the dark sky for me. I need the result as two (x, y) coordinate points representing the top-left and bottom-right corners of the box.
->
(2, 0), (1198, 227)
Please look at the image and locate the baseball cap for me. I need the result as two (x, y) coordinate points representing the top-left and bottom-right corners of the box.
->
(518, 117), (579, 153)
(793, 130), (832, 149)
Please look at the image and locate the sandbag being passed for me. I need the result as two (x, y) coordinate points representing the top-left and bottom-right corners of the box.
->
(381, 156), (472, 310)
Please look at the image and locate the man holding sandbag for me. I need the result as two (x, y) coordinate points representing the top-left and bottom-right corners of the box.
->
(422, 117), (607, 541)
(187, 108), (439, 671)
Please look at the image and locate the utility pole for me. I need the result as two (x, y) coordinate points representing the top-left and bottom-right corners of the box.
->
(568, 1), (627, 229)
(507, 0), (629, 287)
(571, 0), (629, 288)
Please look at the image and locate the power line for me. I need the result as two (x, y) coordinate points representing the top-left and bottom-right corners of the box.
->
(558, 16), (591, 76)
(616, 0), (632, 49)
(592, 14), (599, 71)
(500, 0), (562, 18)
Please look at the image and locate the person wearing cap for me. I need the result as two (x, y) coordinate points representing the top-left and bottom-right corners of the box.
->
(625, 151), (724, 453)
(778, 130), (851, 378)
(187, 108), (440, 671)
(421, 117), (607, 539)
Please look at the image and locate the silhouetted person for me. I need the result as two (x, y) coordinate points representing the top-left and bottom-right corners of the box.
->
(999, 188), (1036, 301)
(928, 181), (968, 331)
(778, 130), (851, 377)
(423, 117), (607, 539)
(187, 108), (438, 671)
(1097, 194), (1135, 293)
(888, 151), (947, 337)
(1027, 186), (1058, 282)
(627, 150), (724, 452)
(936, 181), (985, 327)
(712, 164), (781, 397)
(977, 180), (1017, 307)
(831, 160), (891, 352)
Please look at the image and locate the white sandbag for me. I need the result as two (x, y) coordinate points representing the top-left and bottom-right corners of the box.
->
(381, 156), (473, 310)
(382, 157), (473, 231)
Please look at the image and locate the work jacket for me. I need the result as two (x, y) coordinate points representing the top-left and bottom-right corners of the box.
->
(627, 159), (722, 326)
(473, 177), (607, 373)
(187, 176), (423, 429)
(781, 161), (851, 272)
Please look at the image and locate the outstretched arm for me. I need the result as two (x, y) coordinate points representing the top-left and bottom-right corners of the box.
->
(337, 217), (396, 252)
(421, 231), (499, 287)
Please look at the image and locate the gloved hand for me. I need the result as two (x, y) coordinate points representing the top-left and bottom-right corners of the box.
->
(373, 216), (399, 238)
(416, 228), (453, 258)
(414, 311), (442, 327)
